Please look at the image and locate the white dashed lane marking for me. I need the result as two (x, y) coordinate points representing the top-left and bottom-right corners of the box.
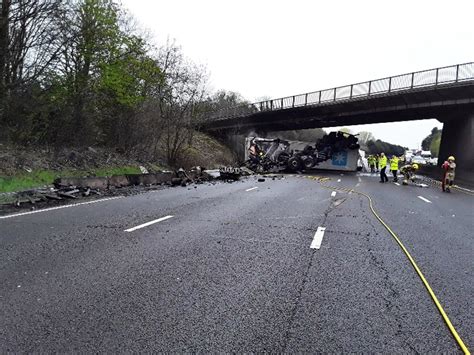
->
(337, 179), (341, 182)
(245, 187), (259, 192)
(124, 215), (174, 232)
(310, 226), (326, 249)
(331, 191), (336, 197)
(417, 196), (432, 203)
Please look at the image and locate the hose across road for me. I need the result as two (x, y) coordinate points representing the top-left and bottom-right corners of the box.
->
(307, 176), (470, 354)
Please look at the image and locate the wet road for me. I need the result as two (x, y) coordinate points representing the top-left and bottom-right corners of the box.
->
(0, 173), (472, 352)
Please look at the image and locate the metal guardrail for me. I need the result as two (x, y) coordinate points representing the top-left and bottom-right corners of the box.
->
(210, 62), (474, 120)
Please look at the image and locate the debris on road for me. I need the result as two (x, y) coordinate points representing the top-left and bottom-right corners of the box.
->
(219, 167), (243, 181)
(12, 186), (95, 207)
(1, 165), (257, 212)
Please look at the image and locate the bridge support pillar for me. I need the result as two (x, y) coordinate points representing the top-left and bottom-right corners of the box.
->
(439, 114), (474, 186)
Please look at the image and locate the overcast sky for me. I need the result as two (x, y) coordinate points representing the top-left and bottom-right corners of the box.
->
(121, 0), (472, 148)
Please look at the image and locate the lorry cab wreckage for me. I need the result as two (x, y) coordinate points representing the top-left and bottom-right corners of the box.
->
(245, 131), (361, 173)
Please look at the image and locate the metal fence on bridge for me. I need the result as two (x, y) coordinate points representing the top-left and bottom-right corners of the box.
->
(210, 62), (474, 120)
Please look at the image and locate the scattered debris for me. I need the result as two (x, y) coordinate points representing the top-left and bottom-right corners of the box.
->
(2, 166), (256, 211)
(219, 167), (242, 181)
(171, 178), (182, 186)
(139, 165), (149, 174)
(12, 186), (91, 207)
(57, 189), (80, 199)
(258, 178), (265, 182)
(203, 169), (220, 179)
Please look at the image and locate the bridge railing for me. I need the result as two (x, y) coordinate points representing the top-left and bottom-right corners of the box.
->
(210, 62), (474, 120)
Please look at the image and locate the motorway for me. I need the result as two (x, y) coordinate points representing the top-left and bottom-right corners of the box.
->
(0, 172), (472, 352)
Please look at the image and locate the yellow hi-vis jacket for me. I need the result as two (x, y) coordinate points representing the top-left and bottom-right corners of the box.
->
(379, 156), (387, 169)
(390, 157), (399, 171)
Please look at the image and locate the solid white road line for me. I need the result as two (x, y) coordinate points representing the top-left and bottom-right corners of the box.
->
(331, 191), (336, 197)
(394, 182), (400, 186)
(417, 196), (432, 203)
(245, 187), (259, 192)
(124, 215), (174, 232)
(0, 196), (123, 220)
(310, 226), (326, 249)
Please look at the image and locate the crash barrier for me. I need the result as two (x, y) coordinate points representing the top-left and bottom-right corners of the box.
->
(219, 166), (241, 174)
(306, 176), (470, 354)
(125, 172), (174, 186)
(6, 168), (243, 208)
(55, 172), (174, 190)
(211, 62), (474, 120)
(418, 176), (474, 196)
(56, 172), (174, 190)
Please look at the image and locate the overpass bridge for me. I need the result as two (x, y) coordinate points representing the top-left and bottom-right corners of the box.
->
(203, 62), (474, 184)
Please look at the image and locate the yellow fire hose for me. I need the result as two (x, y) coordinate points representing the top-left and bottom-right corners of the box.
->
(308, 176), (470, 354)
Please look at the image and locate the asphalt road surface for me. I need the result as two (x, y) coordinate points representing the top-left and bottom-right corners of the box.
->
(1, 172), (472, 352)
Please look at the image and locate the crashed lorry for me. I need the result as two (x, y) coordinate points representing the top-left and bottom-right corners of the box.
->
(245, 131), (361, 173)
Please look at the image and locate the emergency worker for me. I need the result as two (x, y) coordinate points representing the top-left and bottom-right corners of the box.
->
(379, 152), (388, 183)
(390, 155), (400, 182)
(375, 154), (380, 172)
(441, 156), (456, 192)
(368, 155), (375, 173)
(400, 163), (419, 185)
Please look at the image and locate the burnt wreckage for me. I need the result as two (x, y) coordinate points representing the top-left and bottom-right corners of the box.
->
(245, 131), (360, 173)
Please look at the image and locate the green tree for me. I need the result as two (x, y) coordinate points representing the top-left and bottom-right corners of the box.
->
(97, 34), (163, 149)
(429, 134), (441, 157)
(366, 139), (405, 156)
(421, 127), (442, 151)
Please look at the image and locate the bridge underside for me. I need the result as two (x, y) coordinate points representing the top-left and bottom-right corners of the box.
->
(205, 83), (474, 133)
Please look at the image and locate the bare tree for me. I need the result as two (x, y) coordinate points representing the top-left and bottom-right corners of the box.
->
(0, 0), (10, 126)
(1, 0), (62, 89)
(0, 0), (63, 138)
(154, 41), (208, 166)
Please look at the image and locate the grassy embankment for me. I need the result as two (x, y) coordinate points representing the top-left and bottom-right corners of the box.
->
(0, 133), (236, 199)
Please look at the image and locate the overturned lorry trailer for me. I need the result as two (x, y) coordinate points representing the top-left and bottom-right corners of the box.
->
(244, 132), (361, 172)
